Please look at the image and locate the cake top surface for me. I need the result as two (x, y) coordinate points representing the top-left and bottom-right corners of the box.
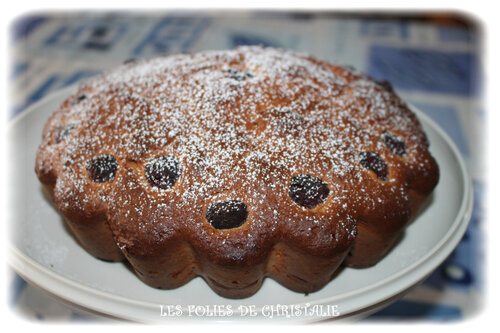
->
(36, 46), (437, 262)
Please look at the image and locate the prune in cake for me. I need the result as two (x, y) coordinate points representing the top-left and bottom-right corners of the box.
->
(145, 155), (181, 190)
(86, 154), (118, 183)
(289, 174), (330, 209)
(206, 200), (249, 230)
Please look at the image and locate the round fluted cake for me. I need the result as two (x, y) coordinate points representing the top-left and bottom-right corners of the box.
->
(35, 46), (439, 299)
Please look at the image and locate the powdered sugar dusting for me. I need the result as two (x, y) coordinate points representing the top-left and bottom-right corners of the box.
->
(35, 46), (435, 259)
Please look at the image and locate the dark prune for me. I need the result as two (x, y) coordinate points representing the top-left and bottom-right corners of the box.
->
(72, 94), (87, 104)
(224, 68), (254, 81)
(289, 174), (330, 209)
(145, 155), (181, 189)
(87, 154), (118, 183)
(54, 123), (75, 143)
(382, 131), (407, 156)
(360, 152), (388, 181)
(206, 200), (248, 229)
(377, 79), (393, 92)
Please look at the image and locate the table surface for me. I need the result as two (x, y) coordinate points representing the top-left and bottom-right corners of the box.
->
(7, 11), (484, 322)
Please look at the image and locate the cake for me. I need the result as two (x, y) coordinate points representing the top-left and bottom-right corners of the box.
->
(35, 46), (439, 299)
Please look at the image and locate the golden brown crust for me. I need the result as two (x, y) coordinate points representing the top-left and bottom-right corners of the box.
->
(35, 46), (439, 298)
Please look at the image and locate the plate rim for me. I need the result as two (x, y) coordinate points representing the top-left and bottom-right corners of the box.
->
(8, 86), (474, 322)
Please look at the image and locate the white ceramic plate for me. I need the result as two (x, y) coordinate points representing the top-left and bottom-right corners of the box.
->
(8, 86), (473, 323)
